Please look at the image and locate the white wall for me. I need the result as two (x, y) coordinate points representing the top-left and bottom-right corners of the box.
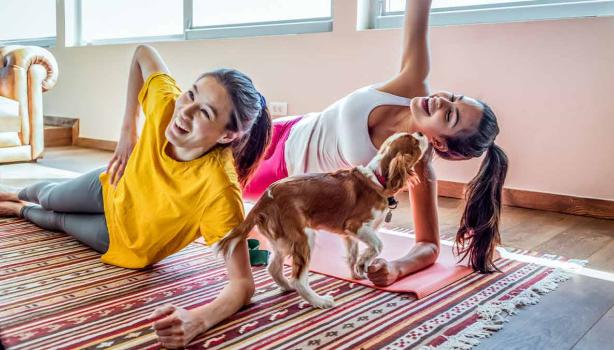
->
(45, 0), (614, 200)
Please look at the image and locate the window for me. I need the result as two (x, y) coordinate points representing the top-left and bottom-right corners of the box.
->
(74, 0), (331, 45)
(0, 0), (56, 46)
(2, 1), (332, 47)
(192, 0), (331, 26)
(80, 0), (184, 45)
(373, 0), (614, 28)
(187, 0), (332, 40)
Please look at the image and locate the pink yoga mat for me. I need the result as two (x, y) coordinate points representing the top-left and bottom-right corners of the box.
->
(248, 229), (474, 299)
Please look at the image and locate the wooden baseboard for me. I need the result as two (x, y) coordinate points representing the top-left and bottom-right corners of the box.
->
(72, 120), (80, 146)
(44, 126), (73, 147)
(438, 180), (614, 220)
(44, 116), (80, 147)
(75, 137), (117, 152)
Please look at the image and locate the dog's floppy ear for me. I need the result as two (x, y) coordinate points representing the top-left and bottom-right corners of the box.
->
(406, 168), (420, 188)
(405, 144), (423, 188)
(386, 154), (420, 191)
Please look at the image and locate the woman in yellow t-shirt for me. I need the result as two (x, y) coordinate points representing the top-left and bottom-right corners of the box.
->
(0, 45), (272, 348)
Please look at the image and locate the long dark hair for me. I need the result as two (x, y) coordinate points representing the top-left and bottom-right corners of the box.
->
(434, 102), (508, 273)
(199, 69), (272, 186)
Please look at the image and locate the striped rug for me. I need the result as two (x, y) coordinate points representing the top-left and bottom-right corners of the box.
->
(0, 219), (570, 350)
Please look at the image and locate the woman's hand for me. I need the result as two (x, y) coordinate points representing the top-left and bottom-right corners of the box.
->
(107, 131), (137, 186)
(367, 258), (401, 286)
(145, 240), (254, 348)
(150, 304), (204, 349)
(368, 243), (440, 287)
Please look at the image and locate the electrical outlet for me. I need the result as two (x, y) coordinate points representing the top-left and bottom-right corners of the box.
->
(268, 102), (288, 117)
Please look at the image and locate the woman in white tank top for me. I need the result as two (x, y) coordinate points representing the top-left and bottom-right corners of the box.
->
(244, 0), (508, 285)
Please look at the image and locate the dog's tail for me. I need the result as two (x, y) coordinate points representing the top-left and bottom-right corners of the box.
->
(215, 208), (259, 260)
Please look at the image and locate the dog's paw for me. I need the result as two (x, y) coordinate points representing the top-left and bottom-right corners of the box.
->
(347, 263), (364, 279)
(351, 266), (366, 280)
(351, 271), (366, 280)
(309, 295), (335, 309)
(355, 261), (371, 278)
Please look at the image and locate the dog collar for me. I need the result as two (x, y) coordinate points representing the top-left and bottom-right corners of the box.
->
(374, 170), (387, 187)
(374, 171), (398, 208)
(385, 196), (398, 223)
(387, 196), (399, 209)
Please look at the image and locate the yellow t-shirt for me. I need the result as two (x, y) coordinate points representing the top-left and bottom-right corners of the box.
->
(99, 73), (244, 269)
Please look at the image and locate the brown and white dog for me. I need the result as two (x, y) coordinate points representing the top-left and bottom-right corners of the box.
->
(217, 132), (428, 308)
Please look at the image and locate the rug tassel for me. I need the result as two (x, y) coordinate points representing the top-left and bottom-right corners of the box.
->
(421, 268), (572, 350)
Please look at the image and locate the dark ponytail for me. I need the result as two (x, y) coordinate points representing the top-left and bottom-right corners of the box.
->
(456, 144), (508, 272)
(198, 69), (272, 186)
(434, 102), (508, 272)
(231, 105), (272, 186)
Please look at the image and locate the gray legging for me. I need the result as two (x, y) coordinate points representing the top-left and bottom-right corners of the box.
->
(18, 167), (110, 253)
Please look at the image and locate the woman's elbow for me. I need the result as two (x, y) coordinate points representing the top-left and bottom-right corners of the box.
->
(133, 45), (158, 67)
(135, 44), (154, 57)
(246, 280), (255, 300)
(422, 241), (440, 265)
(237, 278), (255, 305)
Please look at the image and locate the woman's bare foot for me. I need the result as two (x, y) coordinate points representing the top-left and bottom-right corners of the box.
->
(0, 191), (20, 202)
(0, 200), (25, 217)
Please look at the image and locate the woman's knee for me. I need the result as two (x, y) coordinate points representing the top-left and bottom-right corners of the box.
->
(37, 183), (58, 210)
(18, 181), (53, 203)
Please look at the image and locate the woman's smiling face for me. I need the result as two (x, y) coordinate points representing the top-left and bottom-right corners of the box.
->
(410, 91), (484, 152)
(165, 76), (236, 150)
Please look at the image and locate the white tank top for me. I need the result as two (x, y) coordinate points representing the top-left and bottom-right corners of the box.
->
(284, 84), (412, 175)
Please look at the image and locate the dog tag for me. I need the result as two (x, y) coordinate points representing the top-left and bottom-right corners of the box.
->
(385, 210), (393, 223)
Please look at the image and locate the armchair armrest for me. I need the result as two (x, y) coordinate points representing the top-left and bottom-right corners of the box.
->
(0, 45), (58, 91)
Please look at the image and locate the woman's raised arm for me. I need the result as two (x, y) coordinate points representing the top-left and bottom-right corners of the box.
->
(107, 45), (171, 185)
(380, 0), (433, 98)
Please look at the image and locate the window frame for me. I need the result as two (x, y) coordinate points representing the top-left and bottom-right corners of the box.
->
(70, 0), (332, 47)
(0, 37), (56, 48)
(1, 0), (333, 47)
(372, 0), (614, 29)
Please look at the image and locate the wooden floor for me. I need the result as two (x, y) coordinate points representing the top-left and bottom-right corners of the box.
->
(38, 146), (114, 173)
(390, 193), (614, 273)
(2, 146), (614, 349)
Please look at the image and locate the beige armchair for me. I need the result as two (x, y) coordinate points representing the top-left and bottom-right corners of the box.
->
(0, 45), (58, 163)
